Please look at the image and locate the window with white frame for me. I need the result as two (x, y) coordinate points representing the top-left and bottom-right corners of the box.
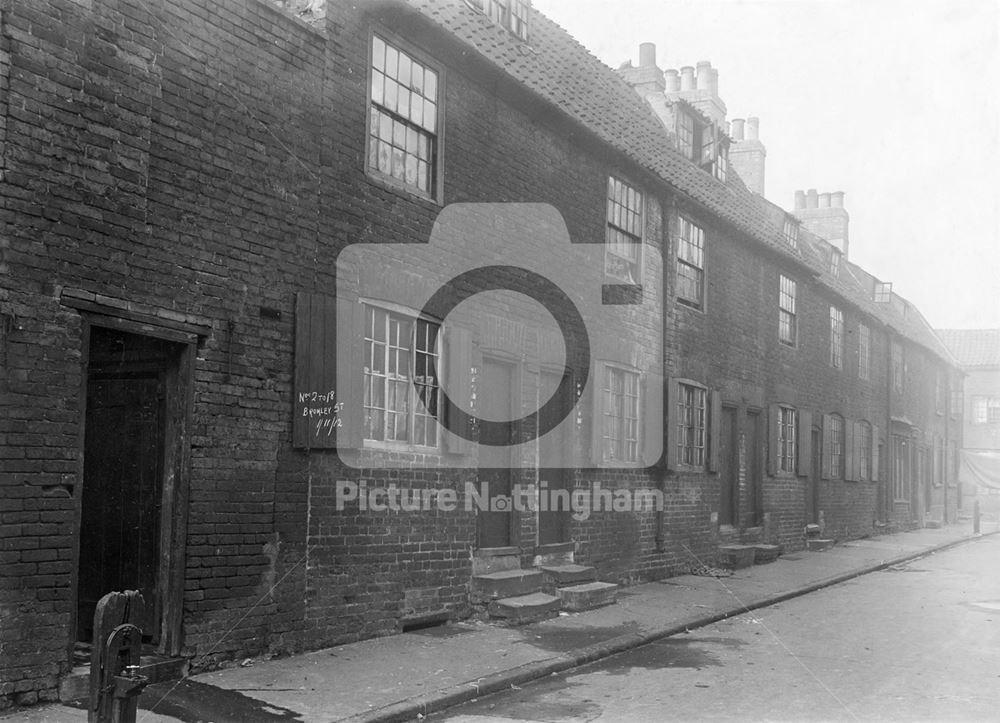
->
(782, 217), (798, 249)
(830, 248), (841, 278)
(779, 275), (797, 346)
(677, 216), (705, 309)
(363, 304), (440, 447)
(829, 414), (844, 478)
(778, 406), (797, 474)
(859, 420), (872, 481)
(602, 366), (640, 463)
(677, 111), (695, 161)
(972, 396), (1000, 424)
(713, 141), (728, 182)
(676, 383), (706, 466)
(605, 176), (643, 284)
(829, 306), (844, 369)
(874, 281), (892, 303)
(482, 0), (530, 40)
(858, 323), (871, 381)
(369, 35), (439, 196)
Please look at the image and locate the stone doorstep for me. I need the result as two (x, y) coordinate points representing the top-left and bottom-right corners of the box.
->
(470, 569), (545, 603)
(752, 544), (782, 564)
(487, 592), (562, 623)
(539, 563), (598, 587)
(717, 544), (756, 569)
(925, 519), (943, 529)
(557, 581), (618, 612)
(807, 538), (836, 551)
(59, 655), (188, 703)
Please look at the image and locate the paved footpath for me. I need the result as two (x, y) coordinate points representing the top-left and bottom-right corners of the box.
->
(4, 521), (996, 723)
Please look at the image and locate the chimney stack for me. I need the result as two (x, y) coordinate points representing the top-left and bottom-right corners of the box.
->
(616, 42), (664, 96)
(792, 189), (850, 258)
(680, 66), (695, 90)
(696, 61), (712, 90)
(639, 42), (656, 67)
(731, 118), (745, 141)
(730, 116), (766, 195)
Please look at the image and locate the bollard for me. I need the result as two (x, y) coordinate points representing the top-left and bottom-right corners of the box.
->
(974, 499), (980, 535)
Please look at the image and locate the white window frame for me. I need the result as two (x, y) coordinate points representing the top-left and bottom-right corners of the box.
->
(782, 218), (799, 249)
(779, 275), (797, 347)
(605, 176), (644, 284)
(677, 216), (705, 310)
(829, 306), (844, 369)
(829, 414), (844, 479)
(482, 0), (530, 40)
(676, 382), (707, 468)
(601, 364), (641, 464)
(858, 323), (871, 381)
(778, 405), (797, 475)
(362, 301), (442, 449)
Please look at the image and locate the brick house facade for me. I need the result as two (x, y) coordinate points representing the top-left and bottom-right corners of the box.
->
(0, 0), (961, 706)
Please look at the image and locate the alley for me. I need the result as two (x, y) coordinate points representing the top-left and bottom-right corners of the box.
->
(435, 534), (1000, 722)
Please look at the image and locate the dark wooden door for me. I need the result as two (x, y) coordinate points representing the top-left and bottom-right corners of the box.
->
(78, 375), (164, 642)
(746, 410), (762, 527)
(538, 369), (570, 546)
(808, 428), (821, 524)
(477, 358), (515, 548)
(719, 406), (738, 526)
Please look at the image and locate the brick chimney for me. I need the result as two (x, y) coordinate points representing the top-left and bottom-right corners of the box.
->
(617, 42), (665, 99)
(793, 189), (850, 257)
(728, 116), (766, 195)
(617, 46), (728, 127)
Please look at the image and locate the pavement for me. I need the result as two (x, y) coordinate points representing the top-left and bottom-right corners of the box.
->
(4, 519), (997, 723)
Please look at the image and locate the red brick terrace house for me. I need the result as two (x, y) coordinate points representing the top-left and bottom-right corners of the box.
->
(0, 0), (961, 707)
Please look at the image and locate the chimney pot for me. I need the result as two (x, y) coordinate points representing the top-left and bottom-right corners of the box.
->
(664, 69), (680, 92)
(709, 67), (719, 97)
(680, 66), (695, 90)
(746, 116), (760, 140)
(832, 191), (845, 208)
(696, 61), (712, 90)
(806, 188), (818, 208)
(794, 190), (806, 209)
(819, 192), (831, 208)
(639, 42), (656, 68)
(731, 118), (745, 141)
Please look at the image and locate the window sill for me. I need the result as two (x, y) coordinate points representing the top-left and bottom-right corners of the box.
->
(365, 170), (441, 207)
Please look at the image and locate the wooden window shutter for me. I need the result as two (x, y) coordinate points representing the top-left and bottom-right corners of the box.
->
(844, 420), (858, 481)
(334, 294), (365, 449)
(444, 326), (474, 455)
(590, 363), (606, 466)
(665, 377), (679, 471)
(821, 414), (833, 479)
(642, 373), (664, 467)
(871, 425), (880, 482)
(767, 403), (780, 476)
(708, 390), (722, 472)
(797, 409), (812, 477)
(293, 292), (339, 449)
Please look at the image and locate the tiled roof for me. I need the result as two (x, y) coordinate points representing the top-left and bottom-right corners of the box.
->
(937, 329), (1000, 367)
(397, 0), (955, 366)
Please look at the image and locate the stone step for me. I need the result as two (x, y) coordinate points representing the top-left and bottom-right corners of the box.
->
(807, 538), (835, 552)
(558, 581), (618, 612)
(59, 655), (188, 703)
(471, 569), (544, 602)
(488, 592), (561, 623)
(539, 564), (597, 587)
(752, 544), (781, 564)
(924, 519), (942, 529)
(717, 544), (756, 569)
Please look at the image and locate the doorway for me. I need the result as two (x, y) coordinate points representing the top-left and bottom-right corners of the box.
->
(77, 326), (186, 645)
(718, 406), (738, 526)
(538, 369), (570, 546)
(745, 410), (762, 528)
(807, 427), (821, 524)
(476, 357), (517, 548)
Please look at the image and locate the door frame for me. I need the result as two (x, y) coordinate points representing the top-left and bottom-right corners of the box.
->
(69, 308), (200, 661)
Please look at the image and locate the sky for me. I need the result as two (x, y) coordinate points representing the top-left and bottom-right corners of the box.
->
(532, 0), (1000, 330)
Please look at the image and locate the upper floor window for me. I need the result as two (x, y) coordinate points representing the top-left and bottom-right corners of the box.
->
(859, 420), (872, 481)
(713, 141), (728, 182)
(677, 216), (705, 309)
(777, 406), (797, 474)
(369, 35), (439, 196)
(482, 0), (530, 40)
(782, 218), (799, 249)
(874, 281), (892, 303)
(829, 306), (844, 369)
(363, 304), (440, 447)
(602, 366), (640, 463)
(891, 341), (904, 393)
(677, 111), (696, 161)
(778, 275), (797, 346)
(605, 177), (643, 284)
(676, 382), (707, 467)
(828, 414), (844, 479)
(830, 248), (841, 278)
(858, 323), (871, 381)
(972, 396), (1000, 424)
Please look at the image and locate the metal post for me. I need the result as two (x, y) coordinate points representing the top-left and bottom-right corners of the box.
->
(973, 499), (980, 535)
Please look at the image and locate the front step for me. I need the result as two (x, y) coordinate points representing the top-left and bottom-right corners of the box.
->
(717, 544), (756, 569)
(471, 569), (544, 603)
(558, 581), (618, 612)
(59, 654), (188, 702)
(752, 544), (781, 564)
(539, 564), (597, 587)
(807, 538), (835, 551)
(488, 592), (561, 623)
